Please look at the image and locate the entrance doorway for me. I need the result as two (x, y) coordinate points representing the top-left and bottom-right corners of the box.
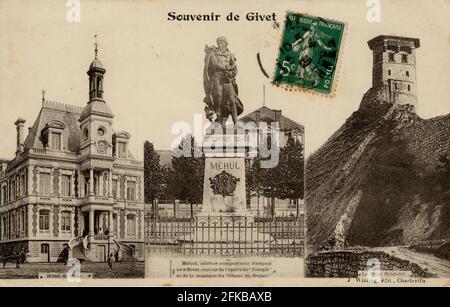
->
(96, 245), (106, 262)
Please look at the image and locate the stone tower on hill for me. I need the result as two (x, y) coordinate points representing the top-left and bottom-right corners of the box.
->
(306, 34), (449, 255)
(368, 35), (420, 112)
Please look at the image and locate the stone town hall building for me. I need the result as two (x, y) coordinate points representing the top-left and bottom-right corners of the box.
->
(0, 52), (145, 262)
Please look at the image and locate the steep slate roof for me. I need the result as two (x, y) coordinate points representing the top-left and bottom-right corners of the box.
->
(24, 100), (83, 153)
(239, 106), (304, 132)
(22, 100), (136, 159)
(79, 100), (114, 122)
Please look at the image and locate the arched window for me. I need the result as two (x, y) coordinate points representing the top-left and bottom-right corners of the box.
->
(126, 214), (136, 236)
(113, 213), (118, 235)
(21, 211), (25, 235)
(83, 128), (89, 141)
(50, 132), (62, 150)
(61, 175), (71, 197)
(1, 217), (6, 237)
(96, 76), (103, 98)
(118, 142), (127, 158)
(10, 180), (15, 200)
(1, 185), (6, 205)
(39, 173), (51, 196)
(96, 76), (102, 90)
(39, 209), (50, 231)
(61, 211), (71, 232)
(10, 212), (15, 237)
(127, 181), (136, 201)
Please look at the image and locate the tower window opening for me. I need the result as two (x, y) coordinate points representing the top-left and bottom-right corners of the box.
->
(388, 53), (395, 62)
(405, 71), (409, 77)
(401, 54), (408, 63)
(97, 127), (105, 136)
(83, 128), (89, 141)
(388, 69), (391, 76)
(96, 76), (102, 90)
(408, 84), (411, 91)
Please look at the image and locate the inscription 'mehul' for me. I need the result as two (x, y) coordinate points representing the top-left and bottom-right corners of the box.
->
(203, 157), (246, 214)
(210, 161), (241, 170)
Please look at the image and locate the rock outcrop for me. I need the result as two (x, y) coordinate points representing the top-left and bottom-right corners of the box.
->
(306, 86), (450, 252)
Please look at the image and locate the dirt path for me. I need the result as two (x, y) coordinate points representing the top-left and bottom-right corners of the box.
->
(373, 246), (450, 278)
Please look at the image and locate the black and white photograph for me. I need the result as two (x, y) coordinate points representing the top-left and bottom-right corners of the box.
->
(0, 0), (448, 288)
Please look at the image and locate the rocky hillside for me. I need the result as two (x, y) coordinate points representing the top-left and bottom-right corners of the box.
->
(306, 87), (450, 252)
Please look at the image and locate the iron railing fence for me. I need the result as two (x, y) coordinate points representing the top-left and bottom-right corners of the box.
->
(145, 212), (304, 257)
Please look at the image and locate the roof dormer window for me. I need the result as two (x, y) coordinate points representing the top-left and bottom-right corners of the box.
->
(41, 120), (65, 150)
(113, 131), (131, 159)
(118, 142), (127, 158)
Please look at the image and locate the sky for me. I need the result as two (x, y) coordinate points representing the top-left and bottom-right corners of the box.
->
(0, 0), (448, 161)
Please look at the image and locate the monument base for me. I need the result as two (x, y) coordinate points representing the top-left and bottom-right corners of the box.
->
(201, 156), (247, 214)
(190, 130), (271, 246)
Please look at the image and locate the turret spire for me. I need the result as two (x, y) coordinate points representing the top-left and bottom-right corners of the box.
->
(94, 34), (98, 59)
(87, 35), (105, 102)
(263, 85), (266, 107)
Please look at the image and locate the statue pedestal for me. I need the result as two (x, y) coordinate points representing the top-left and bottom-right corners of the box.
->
(201, 157), (247, 214)
(179, 131), (272, 249)
(201, 133), (247, 215)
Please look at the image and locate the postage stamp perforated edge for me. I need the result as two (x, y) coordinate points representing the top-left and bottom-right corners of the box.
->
(271, 11), (348, 98)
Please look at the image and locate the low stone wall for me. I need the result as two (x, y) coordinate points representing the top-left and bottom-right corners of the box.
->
(306, 250), (435, 278)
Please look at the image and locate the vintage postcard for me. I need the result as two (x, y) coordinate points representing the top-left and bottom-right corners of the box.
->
(0, 0), (448, 288)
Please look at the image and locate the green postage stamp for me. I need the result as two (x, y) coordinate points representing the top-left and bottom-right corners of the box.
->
(273, 12), (346, 95)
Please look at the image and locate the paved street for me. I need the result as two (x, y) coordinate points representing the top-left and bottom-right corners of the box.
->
(0, 262), (144, 279)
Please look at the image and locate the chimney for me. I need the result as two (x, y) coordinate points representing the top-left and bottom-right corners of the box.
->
(15, 118), (26, 153)
(274, 110), (281, 124)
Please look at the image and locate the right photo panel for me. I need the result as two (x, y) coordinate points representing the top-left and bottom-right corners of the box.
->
(304, 1), (449, 283)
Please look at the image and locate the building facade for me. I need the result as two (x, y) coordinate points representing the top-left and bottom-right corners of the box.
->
(240, 106), (305, 215)
(0, 53), (145, 263)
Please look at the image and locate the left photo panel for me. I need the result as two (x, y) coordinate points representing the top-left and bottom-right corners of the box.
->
(0, 1), (145, 279)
